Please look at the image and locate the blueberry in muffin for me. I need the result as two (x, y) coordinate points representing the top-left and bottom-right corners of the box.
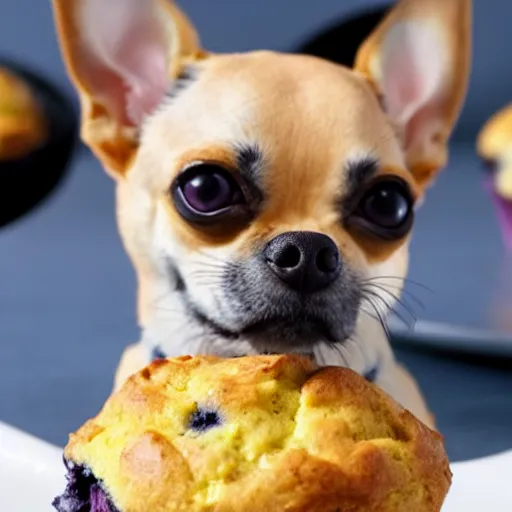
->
(53, 355), (451, 512)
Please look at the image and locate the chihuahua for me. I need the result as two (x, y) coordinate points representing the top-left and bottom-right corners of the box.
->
(52, 0), (471, 427)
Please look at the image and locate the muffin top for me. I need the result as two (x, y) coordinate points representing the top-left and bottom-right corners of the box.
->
(0, 67), (47, 161)
(54, 354), (451, 512)
(477, 104), (512, 198)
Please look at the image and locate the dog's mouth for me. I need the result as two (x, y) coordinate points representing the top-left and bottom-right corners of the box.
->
(153, 286), (378, 381)
(240, 315), (342, 343)
(188, 302), (347, 346)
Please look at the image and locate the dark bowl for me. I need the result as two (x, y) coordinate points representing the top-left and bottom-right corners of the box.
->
(0, 58), (79, 229)
(295, 4), (391, 67)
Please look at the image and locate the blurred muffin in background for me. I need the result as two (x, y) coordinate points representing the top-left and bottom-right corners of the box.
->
(0, 67), (47, 161)
(477, 104), (512, 250)
(478, 104), (512, 199)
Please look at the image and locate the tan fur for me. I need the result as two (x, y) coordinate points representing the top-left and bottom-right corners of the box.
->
(51, 0), (471, 429)
(52, 0), (203, 175)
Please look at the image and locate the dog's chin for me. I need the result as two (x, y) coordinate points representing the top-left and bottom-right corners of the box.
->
(240, 316), (348, 351)
(190, 304), (352, 355)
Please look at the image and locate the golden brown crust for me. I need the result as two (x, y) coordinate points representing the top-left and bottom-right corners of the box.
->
(0, 68), (47, 161)
(63, 355), (451, 512)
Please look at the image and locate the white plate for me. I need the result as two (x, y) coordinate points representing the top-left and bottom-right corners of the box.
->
(443, 450), (512, 511)
(1, 421), (510, 511)
(0, 422), (65, 512)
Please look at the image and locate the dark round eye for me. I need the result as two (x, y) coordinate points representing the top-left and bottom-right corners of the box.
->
(352, 179), (414, 238)
(172, 163), (247, 223)
(182, 171), (238, 213)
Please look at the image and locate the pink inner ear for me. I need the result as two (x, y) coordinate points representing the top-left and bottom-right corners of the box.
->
(113, 27), (168, 124)
(382, 51), (423, 121)
(80, 0), (169, 125)
(380, 21), (446, 127)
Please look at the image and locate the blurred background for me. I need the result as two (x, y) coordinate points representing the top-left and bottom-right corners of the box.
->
(0, 0), (511, 462)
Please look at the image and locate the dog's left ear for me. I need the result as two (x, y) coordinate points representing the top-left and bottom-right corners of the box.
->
(355, 0), (471, 189)
(52, 0), (203, 177)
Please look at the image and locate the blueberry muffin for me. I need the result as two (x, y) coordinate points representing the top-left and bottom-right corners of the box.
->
(477, 104), (512, 248)
(53, 355), (451, 512)
(0, 67), (47, 161)
(477, 103), (512, 199)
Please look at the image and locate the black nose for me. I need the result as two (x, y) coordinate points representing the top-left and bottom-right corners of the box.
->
(264, 231), (341, 293)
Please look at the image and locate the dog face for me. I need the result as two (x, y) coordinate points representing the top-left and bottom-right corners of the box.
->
(127, 53), (418, 357)
(52, 0), (471, 371)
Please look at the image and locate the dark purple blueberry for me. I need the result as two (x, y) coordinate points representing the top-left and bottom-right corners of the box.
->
(189, 406), (222, 432)
(89, 484), (113, 512)
(482, 158), (498, 174)
(52, 461), (120, 512)
(364, 365), (379, 383)
(151, 346), (167, 360)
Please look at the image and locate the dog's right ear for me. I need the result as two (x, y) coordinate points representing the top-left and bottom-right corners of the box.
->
(52, 0), (203, 177)
(354, 0), (471, 190)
